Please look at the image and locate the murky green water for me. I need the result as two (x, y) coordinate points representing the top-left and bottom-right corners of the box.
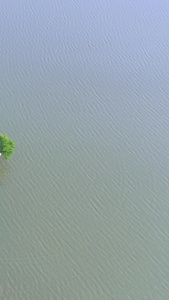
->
(1, 1), (169, 299)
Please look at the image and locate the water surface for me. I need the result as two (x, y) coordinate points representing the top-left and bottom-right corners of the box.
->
(1, 1), (169, 299)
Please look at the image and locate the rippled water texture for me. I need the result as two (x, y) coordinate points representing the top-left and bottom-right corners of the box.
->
(1, 1), (169, 299)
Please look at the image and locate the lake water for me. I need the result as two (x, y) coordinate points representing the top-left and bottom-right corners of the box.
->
(1, 1), (169, 299)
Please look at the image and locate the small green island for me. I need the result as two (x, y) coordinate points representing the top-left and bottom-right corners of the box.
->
(0, 134), (15, 160)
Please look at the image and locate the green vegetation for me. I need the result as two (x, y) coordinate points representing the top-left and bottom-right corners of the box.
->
(0, 134), (15, 160)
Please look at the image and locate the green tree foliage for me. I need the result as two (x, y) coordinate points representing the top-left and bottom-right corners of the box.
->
(0, 134), (15, 160)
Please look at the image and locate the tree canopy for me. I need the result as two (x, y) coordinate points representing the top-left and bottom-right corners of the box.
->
(0, 134), (15, 160)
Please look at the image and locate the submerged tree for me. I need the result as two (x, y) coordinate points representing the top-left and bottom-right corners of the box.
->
(0, 134), (15, 160)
